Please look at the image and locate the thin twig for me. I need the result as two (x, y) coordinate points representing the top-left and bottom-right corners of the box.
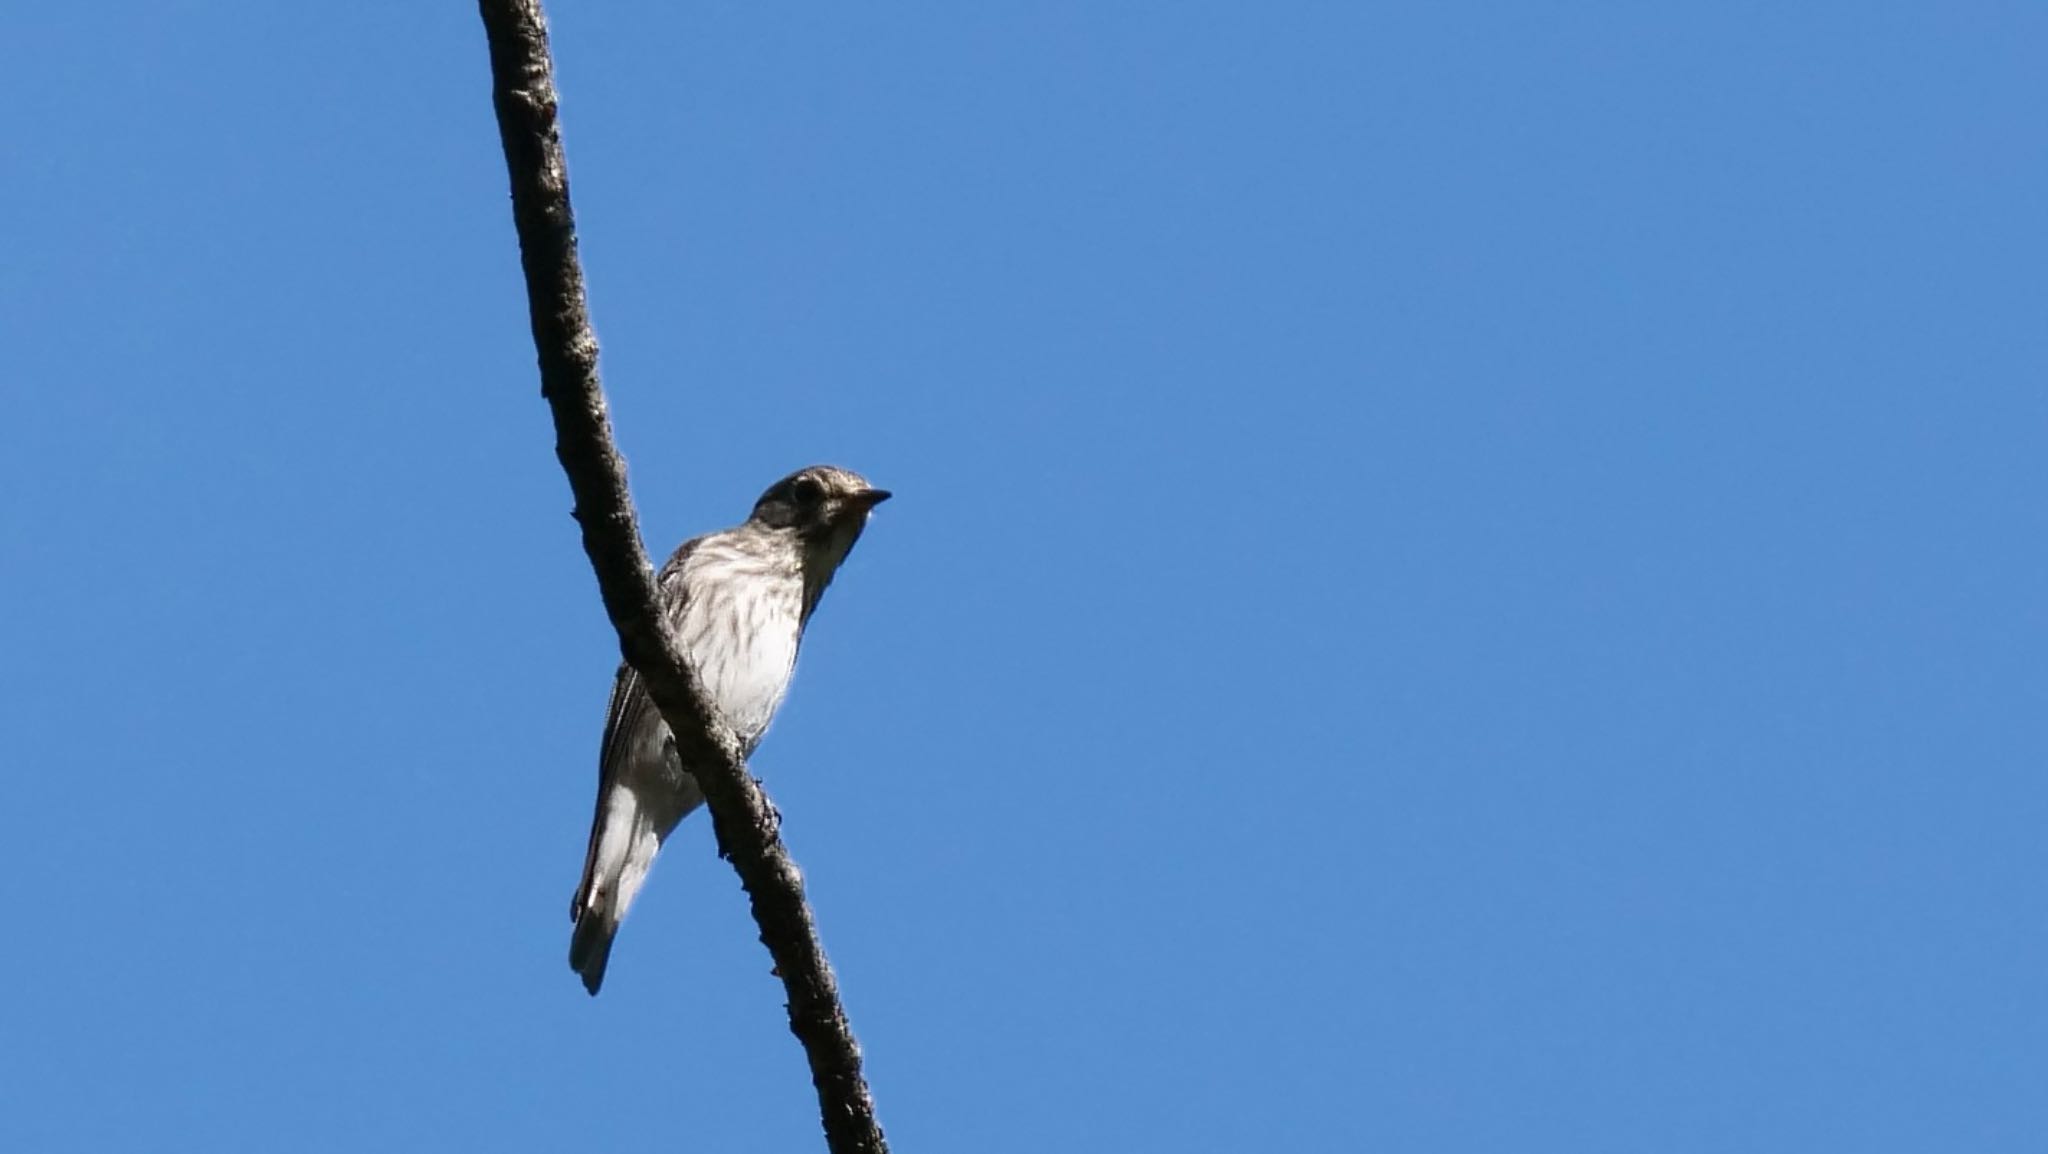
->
(475, 4), (888, 1151)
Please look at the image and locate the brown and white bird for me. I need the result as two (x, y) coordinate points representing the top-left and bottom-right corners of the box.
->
(569, 465), (890, 995)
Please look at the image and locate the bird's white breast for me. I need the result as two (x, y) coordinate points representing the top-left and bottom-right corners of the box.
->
(672, 541), (804, 752)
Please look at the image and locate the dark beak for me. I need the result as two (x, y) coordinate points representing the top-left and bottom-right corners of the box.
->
(856, 488), (892, 507)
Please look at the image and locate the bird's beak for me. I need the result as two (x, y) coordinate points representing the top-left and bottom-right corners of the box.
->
(854, 488), (892, 508)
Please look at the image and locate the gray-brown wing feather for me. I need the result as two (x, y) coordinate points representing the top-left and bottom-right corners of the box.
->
(569, 541), (698, 917)
(570, 665), (654, 917)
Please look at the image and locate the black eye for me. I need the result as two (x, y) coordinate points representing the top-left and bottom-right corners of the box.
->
(790, 476), (824, 506)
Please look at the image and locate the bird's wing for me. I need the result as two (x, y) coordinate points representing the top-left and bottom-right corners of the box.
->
(569, 665), (653, 918)
(570, 540), (698, 918)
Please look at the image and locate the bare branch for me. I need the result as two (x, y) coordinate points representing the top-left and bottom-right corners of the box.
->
(475, 4), (889, 1151)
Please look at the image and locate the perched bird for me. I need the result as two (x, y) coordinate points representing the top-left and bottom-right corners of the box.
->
(569, 465), (890, 995)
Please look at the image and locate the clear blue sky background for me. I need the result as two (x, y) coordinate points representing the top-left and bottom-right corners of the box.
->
(4, 3), (2043, 1150)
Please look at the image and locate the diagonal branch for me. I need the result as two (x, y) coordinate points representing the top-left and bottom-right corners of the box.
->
(475, 4), (889, 1152)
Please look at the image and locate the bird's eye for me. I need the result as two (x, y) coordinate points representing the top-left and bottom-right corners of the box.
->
(791, 476), (824, 506)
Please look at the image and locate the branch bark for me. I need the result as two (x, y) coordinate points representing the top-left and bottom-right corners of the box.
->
(476, 4), (889, 1151)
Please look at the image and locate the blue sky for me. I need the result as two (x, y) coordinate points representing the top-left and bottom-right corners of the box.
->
(4, 3), (2044, 1150)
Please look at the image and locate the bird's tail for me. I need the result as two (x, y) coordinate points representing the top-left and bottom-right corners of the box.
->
(569, 784), (662, 996)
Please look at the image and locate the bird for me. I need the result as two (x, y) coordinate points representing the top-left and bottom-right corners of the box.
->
(568, 464), (890, 995)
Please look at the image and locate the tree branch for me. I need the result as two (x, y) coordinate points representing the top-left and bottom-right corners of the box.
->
(476, 4), (888, 1151)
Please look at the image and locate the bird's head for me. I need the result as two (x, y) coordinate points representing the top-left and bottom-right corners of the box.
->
(748, 464), (891, 585)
